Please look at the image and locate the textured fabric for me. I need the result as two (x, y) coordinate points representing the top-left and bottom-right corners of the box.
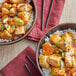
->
(0, 46), (41, 76)
(26, 0), (65, 41)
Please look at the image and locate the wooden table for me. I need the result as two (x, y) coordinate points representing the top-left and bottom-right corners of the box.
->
(0, 0), (76, 74)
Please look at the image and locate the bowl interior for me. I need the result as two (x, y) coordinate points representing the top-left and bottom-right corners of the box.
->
(36, 23), (76, 75)
(0, 0), (37, 45)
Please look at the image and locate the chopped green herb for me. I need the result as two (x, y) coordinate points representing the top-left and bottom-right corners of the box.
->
(60, 60), (64, 67)
(56, 42), (60, 47)
(14, 18), (20, 23)
(16, 19), (20, 23)
(65, 52), (69, 56)
(12, 25), (15, 30)
(52, 45), (56, 48)
(49, 73), (52, 76)
(8, 8), (11, 10)
(58, 49), (63, 52)
(9, 14), (14, 17)
(7, 25), (10, 28)
(7, 4), (11, 6)
(15, 25), (19, 28)
(72, 38), (76, 40)
(62, 53), (64, 57)
(73, 41), (76, 44)
(1, 25), (4, 31)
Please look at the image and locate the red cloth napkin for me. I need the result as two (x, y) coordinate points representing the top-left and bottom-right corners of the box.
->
(0, 46), (41, 76)
(26, 0), (65, 41)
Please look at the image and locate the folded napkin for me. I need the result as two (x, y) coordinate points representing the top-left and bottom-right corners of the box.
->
(26, 0), (65, 41)
(0, 46), (41, 76)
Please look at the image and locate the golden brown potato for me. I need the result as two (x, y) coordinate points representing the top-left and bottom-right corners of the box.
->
(72, 56), (76, 68)
(13, 17), (24, 26)
(17, 3), (32, 12)
(9, 8), (16, 16)
(42, 43), (55, 55)
(69, 68), (76, 76)
(39, 55), (50, 69)
(0, 30), (12, 39)
(2, 3), (12, 9)
(7, 17), (14, 25)
(50, 33), (62, 44)
(1, 15), (8, 23)
(65, 56), (72, 68)
(62, 32), (72, 43)
(10, 0), (22, 3)
(2, 8), (9, 15)
(51, 67), (65, 76)
(12, 4), (16, 8)
(18, 12), (30, 24)
(0, 22), (2, 30)
(5, 24), (15, 33)
(15, 26), (25, 35)
(47, 54), (62, 67)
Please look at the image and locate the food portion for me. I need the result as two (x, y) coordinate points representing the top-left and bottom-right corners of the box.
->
(0, 0), (33, 41)
(39, 30), (76, 76)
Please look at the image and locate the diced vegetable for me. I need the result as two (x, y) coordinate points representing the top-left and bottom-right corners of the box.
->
(56, 42), (60, 47)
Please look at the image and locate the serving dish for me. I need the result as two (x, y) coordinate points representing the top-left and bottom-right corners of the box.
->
(36, 23), (76, 76)
(0, 0), (37, 45)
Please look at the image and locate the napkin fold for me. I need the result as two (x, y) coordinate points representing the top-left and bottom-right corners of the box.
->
(26, 0), (65, 41)
(0, 46), (41, 76)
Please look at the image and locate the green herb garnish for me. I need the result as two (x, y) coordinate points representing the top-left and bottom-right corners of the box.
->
(72, 38), (76, 40)
(1, 25), (4, 31)
(73, 41), (76, 44)
(56, 42), (60, 47)
(58, 49), (63, 52)
(7, 4), (11, 6)
(65, 52), (69, 56)
(52, 45), (56, 48)
(12, 25), (15, 30)
(14, 18), (20, 23)
(15, 25), (19, 28)
(9, 14), (14, 17)
(6, 25), (10, 28)
(8, 8), (11, 10)
(49, 73), (52, 76)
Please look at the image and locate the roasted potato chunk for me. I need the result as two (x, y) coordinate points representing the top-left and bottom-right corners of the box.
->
(0, 30), (12, 39)
(12, 4), (16, 8)
(15, 26), (25, 35)
(18, 12), (30, 24)
(1, 15), (8, 23)
(42, 43), (54, 55)
(2, 8), (9, 15)
(2, 3), (12, 9)
(72, 56), (76, 68)
(9, 8), (16, 16)
(51, 67), (65, 76)
(17, 3), (32, 12)
(0, 22), (2, 30)
(69, 68), (76, 76)
(13, 17), (24, 26)
(7, 17), (13, 25)
(5, 24), (15, 33)
(47, 54), (62, 67)
(39, 55), (50, 68)
(50, 33), (62, 44)
(10, 0), (22, 3)
(65, 56), (72, 68)
(62, 32), (72, 42)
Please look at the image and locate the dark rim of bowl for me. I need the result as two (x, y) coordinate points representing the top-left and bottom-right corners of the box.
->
(0, 0), (37, 45)
(36, 23), (76, 76)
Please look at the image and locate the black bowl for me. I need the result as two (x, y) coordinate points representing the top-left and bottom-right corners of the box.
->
(36, 23), (76, 75)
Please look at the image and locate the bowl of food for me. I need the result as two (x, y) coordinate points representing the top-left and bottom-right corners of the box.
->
(36, 23), (76, 76)
(0, 0), (37, 45)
